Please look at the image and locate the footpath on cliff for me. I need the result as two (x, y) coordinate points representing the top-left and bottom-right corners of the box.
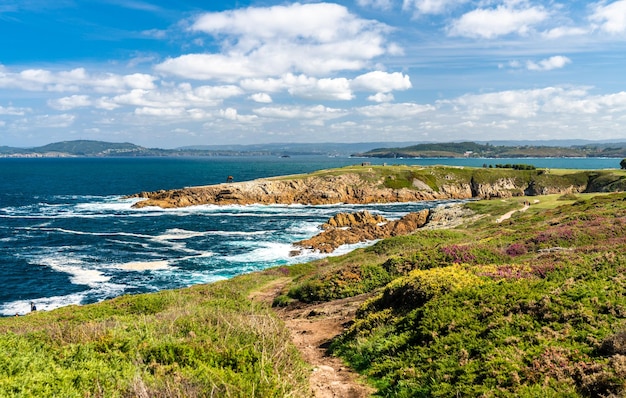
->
(248, 204), (477, 397)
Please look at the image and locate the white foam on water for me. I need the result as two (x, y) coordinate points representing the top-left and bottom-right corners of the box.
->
(153, 228), (210, 241)
(74, 197), (137, 213)
(0, 292), (87, 317)
(223, 242), (294, 264)
(114, 252), (213, 271)
(118, 260), (172, 271)
(32, 254), (111, 287)
(287, 222), (322, 235)
(25, 227), (155, 240)
(208, 230), (270, 237)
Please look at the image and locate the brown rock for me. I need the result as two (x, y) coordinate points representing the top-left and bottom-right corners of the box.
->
(295, 209), (431, 253)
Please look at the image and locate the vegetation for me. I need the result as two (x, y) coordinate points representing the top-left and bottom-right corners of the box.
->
(286, 193), (626, 397)
(359, 141), (626, 158)
(0, 271), (309, 397)
(4, 139), (626, 159)
(4, 165), (626, 396)
(278, 164), (626, 198)
(494, 163), (537, 170)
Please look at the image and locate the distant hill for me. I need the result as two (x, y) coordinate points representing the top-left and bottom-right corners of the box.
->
(0, 140), (158, 157)
(357, 141), (626, 158)
(0, 140), (419, 158)
(33, 140), (144, 156)
(3, 139), (626, 158)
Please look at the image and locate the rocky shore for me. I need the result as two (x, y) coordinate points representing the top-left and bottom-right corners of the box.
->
(293, 204), (476, 253)
(128, 165), (595, 209)
(293, 209), (430, 253)
(129, 172), (470, 208)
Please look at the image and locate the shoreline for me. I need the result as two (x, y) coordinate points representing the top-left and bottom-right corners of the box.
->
(127, 163), (626, 209)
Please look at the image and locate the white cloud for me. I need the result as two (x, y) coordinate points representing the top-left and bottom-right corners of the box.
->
(0, 105), (30, 115)
(449, 5), (548, 38)
(240, 77), (288, 93)
(239, 71), (410, 103)
(526, 56), (571, 71)
(445, 88), (554, 118)
(18, 114), (76, 129)
(542, 26), (589, 39)
(357, 0), (393, 10)
(249, 93), (273, 103)
(441, 87), (626, 122)
(155, 54), (257, 81)
(368, 92), (395, 102)
(351, 71), (412, 93)
(48, 95), (91, 110)
(357, 102), (435, 118)
(218, 107), (258, 123)
(135, 107), (186, 117)
(287, 76), (354, 101)
(590, 0), (626, 34)
(108, 84), (242, 110)
(403, 0), (470, 15)
(156, 3), (394, 80)
(0, 67), (157, 93)
(253, 105), (346, 120)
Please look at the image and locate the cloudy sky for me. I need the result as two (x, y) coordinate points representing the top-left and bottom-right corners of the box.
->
(1, 0), (626, 148)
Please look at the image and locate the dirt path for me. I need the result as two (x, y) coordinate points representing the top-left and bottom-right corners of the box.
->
(496, 203), (530, 223)
(251, 280), (375, 398)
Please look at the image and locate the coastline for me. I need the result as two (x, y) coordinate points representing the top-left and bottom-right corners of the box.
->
(127, 163), (626, 209)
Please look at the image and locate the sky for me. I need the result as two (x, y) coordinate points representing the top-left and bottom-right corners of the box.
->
(1, 0), (626, 148)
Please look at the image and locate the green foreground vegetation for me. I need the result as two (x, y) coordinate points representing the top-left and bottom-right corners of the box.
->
(3, 168), (626, 396)
(0, 273), (309, 397)
(287, 193), (626, 397)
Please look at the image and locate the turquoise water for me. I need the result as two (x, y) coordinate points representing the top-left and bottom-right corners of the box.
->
(0, 156), (619, 315)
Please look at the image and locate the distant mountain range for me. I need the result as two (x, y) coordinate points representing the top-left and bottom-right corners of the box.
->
(0, 140), (410, 158)
(356, 141), (626, 158)
(2, 139), (626, 158)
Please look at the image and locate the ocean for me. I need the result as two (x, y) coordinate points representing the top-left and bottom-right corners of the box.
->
(0, 156), (620, 316)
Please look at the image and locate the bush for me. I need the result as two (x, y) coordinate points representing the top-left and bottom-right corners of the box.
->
(365, 264), (484, 313)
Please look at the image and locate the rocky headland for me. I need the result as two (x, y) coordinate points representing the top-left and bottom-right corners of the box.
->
(128, 164), (625, 209)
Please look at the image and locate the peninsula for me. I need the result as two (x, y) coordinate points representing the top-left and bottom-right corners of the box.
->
(129, 164), (626, 208)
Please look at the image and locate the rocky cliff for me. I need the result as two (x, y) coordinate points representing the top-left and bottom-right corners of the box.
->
(128, 165), (623, 209)
(129, 173), (462, 208)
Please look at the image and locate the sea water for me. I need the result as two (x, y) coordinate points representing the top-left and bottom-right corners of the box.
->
(0, 156), (620, 316)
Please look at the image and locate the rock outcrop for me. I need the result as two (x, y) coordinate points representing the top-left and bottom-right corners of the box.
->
(128, 166), (614, 209)
(129, 173), (474, 208)
(294, 209), (430, 253)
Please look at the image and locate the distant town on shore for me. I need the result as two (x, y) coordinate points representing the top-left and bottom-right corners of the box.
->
(3, 139), (626, 158)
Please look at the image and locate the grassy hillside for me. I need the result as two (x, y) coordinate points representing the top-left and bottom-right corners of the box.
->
(0, 272), (309, 397)
(285, 193), (626, 397)
(3, 188), (626, 396)
(275, 164), (626, 196)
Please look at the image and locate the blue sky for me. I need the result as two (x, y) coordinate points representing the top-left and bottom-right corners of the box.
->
(1, 0), (626, 147)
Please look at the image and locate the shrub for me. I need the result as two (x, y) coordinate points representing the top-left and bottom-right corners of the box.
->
(506, 243), (528, 257)
(440, 244), (476, 263)
(558, 193), (579, 201)
(365, 264), (484, 312)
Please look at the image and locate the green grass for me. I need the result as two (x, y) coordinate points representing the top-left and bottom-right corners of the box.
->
(270, 165), (626, 201)
(323, 192), (626, 397)
(0, 272), (309, 397)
